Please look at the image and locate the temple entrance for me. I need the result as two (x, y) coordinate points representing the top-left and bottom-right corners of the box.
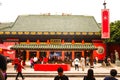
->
(40, 52), (46, 57)
(64, 52), (72, 62)
(29, 51), (36, 59)
(84, 51), (91, 57)
(75, 52), (82, 59)
(29, 51), (46, 60)
(14, 49), (94, 67)
(49, 51), (62, 63)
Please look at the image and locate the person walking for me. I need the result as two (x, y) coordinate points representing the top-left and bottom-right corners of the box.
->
(13, 57), (19, 70)
(54, 67), (69, 80)
(33, 56), (38, 64)
(83, 68), (96, 80)
(104, 69), (118, 80)
(115, 50), (119, 61)
(30, 57), (34, 68)
(107, 57), (112, 66)
(80, 56), (85, 71)
(73, 57), (80, 71)
(86, 56), (90, 66)
(15, 60), (25, 80)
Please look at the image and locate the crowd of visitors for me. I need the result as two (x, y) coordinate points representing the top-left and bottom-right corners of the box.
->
(54, 67), (118, 80)
(0, 49), (119, 80)
(0, 54), (119, 80)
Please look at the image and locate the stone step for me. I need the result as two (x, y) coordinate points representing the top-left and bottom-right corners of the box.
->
(7, 73), (120, 77)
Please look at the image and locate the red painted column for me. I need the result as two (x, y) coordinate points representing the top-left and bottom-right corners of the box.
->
(62, 51), (65, 61)
(46, 51), (50, 58)
(47, 40), (49, 44)
(61, 40), (65, 61)
(82, 50), (84, 57)
(46, 39), (50, 58)
(26, 50), (29, 61)
(36, 51), (40, 59)
(62, 39), (64, 44)
(72, 51), (75, 60)
(82, 40), (84, 45)
(72, 40), (75, 44)
(36, 40), (40, 59)
(82, 40), (85, 57)
(90, 50), (94, 68)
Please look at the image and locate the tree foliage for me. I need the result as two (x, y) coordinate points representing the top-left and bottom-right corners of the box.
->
(105, 20), (120, 43)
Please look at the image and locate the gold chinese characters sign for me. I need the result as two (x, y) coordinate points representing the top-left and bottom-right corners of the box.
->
(50, 39), (61, 44)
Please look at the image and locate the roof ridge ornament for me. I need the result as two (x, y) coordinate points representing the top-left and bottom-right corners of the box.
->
(103, 0), (107, 9)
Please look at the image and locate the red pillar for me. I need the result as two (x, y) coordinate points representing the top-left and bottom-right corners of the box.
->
(90, 50), (94, 68)
(47, 40), (50, 44)
(82, 50), (84, 57)
(82, 40), (84, 45)
(26, 50), (29, 61)
(62, 39), (64, 44)
(61, 40), (65, 61)
(72, 51), (75, 60)
(62, 51), (65, 61)
(46, 51), (50, 58)
(72, 40), (75, 44)
(36, 51), (40, 59)
(81, 40), (85, 57)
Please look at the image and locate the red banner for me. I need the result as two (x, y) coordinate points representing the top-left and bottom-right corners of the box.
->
(101, 9), (110, 38)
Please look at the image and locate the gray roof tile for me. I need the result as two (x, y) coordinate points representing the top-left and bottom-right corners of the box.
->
(1, 15), (100, 32)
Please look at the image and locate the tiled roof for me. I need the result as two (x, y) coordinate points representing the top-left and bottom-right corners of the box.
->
(1, 15), (100, 32)
(0, 22), (13, 30)
(10, 43), (97, 50)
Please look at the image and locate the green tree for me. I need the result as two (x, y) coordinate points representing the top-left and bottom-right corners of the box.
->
(105, 20), (120, 43)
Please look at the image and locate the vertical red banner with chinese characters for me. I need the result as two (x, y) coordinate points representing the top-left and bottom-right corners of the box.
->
(101, 9), (110, 38)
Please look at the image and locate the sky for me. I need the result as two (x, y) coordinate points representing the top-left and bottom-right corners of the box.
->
(0, 0), (119, 23)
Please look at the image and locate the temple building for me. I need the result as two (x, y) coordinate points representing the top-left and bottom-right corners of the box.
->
(0, 14), (106, 66)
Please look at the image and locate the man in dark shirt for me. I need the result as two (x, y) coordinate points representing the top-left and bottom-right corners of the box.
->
(104, 69), (118, 80)
(54, 67), (69, 80)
